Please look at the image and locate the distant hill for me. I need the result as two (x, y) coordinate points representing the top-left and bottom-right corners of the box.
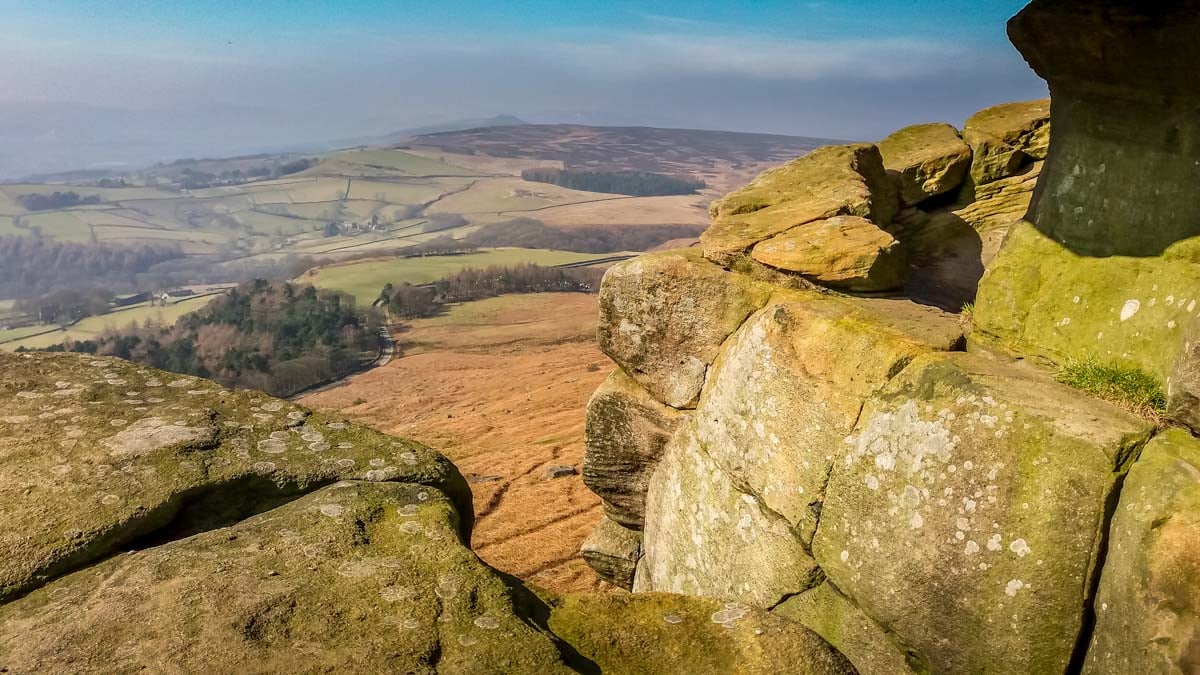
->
(280, 115), (530, 154)
(407, 124), (842, 192)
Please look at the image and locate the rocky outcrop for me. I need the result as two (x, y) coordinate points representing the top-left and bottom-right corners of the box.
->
(0, 351), (855, 673)
(580, 4), (1200, 674)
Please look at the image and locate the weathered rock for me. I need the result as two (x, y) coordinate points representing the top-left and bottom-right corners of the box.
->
(579, 515), (641, 589)
(597, 248), (772, 408)
(0, 480), (578, 673)
(813, 351), (1153, 674)
(0, 352), (469, 603)
(583, 368), (687, 528)
(547, 593), (857, 675)
(694, 294), (935, 547)
(751, 216), (906, 292)
(775, 582), (917, 675)
(703, 144), (899, 267)
(0, 352), (865, 673)
(1085, 429), (1200, 674)
(878, 122), (972, 206)
(975, 220), (1200, 383)
(961, 99), (1050, 187)
(636, 422), (822, 607)
(1009, 1), (1200, 258)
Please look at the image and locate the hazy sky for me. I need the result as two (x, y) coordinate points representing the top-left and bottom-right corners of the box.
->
(0, 0), (1046, 175)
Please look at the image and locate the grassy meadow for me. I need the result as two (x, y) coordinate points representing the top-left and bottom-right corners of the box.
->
(300, 248), (615, 305)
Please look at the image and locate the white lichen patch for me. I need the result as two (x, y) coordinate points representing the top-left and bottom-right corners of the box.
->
(102, 417), (212, 460)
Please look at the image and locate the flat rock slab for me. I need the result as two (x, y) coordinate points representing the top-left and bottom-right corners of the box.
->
(1086, 429), (1200, 674)
(751, 216), (906, 292)
(703, 143), (898, 267)
(814, 351), (1152, 673)
(0, 352), (468, 603)
(878, 122), (972, 206)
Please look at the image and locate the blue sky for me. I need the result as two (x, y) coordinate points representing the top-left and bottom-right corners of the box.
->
(0, 1), (1045, 175)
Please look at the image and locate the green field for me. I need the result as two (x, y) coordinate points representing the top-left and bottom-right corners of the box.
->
(0, 294), (220, 351)
(300, 248), (616, 305)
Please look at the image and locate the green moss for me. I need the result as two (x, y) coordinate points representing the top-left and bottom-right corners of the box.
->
(1056, 359), (1166, 420)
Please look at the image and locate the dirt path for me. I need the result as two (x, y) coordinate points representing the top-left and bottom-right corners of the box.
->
(299, 293), (614, 594)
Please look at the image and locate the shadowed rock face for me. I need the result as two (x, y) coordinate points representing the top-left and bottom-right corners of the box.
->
(1010, 0), (1200, 257)
(0, 352), (856, 673)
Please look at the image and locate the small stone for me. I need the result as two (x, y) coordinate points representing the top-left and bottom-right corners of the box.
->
(543, 465), (578, 480)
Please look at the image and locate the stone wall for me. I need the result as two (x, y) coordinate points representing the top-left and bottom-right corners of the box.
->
(580, 2), (1200, 673)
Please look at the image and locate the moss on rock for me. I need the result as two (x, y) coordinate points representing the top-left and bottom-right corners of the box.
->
(813, 351), (1152, 673)
(0, 352), (470, 603)
(1085, 429), (1200, 674)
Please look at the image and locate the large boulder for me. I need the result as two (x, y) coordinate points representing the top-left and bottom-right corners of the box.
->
(692, 293), (936, 547)
(751, 216), (906, 292)
(1085, 429), (1200, 674)
(961, 99), (1050, 188)
(635, 422), (823, 607)
(0, 352), (469, 603)
(703, 144), (899, 268)
(579, 515), (641, 590)
(813, 351), (1153, 674)
(582, 368), (687, 528)
(878, 122), (972, 206)
(597, 248), (772, 408)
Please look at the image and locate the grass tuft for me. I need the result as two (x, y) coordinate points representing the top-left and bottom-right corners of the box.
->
(1056, 359), (1167, 422)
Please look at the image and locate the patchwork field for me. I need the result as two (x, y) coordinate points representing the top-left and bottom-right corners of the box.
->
(300, 292), (612, 594)
(0, 293), (221, 351)
(300, 248), (617, 305)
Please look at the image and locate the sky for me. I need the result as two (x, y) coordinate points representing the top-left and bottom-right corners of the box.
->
(0, 0), (1046, 177)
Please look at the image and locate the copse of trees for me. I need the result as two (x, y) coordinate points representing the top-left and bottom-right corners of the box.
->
(16, 191), (102, 211)
(382, 263), (602, 319)
(520, 168), (705, 196)
(14, 287), (115, 324)
(35, 280), (381, 397)
(0, 236), (186, 298)
(464, 218), (702, 253)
